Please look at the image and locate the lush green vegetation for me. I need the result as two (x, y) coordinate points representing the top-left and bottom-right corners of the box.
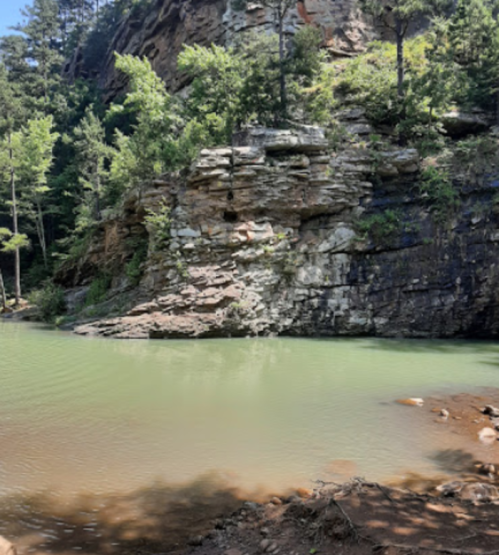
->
(1, 0), (499, 305)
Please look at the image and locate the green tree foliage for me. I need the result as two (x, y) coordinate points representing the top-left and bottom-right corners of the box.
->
(179, 28), (323, 134)
(447, 0), (499, 113)
(178, 43), (244, 145)
(12, 117), (59, 267)
(0, 228), (30, 307)
(72, 107), (111, 224)
(109, 54), (188, 191)
(2, 0), (499, 292)
(232, 0), (303, 118)
(15, 0), (64, 111)
(360, 0), (452, 100)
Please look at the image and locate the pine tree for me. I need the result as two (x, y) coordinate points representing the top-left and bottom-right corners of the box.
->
(73, 107), (111, 223)
(16, 0), (64, 111)
(232, 0), (296, 119)
(360, 0), (452, 100)
(447, 0), (499, 116)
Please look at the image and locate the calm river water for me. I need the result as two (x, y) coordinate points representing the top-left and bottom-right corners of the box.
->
(1, 320), (499, 552)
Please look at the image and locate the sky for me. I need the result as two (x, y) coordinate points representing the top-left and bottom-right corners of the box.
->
(0, 0), (29, 37)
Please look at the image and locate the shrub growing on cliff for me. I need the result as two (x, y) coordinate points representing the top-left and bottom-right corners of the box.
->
(357, 209), (403, 244)
(85, 273), (112, 306)
(144, 201), (171, 252)
(29, 282), (66, 323)
(179, 28), (323, 134)
(109, 54), (191, 191)
(420, 165), (459, 222)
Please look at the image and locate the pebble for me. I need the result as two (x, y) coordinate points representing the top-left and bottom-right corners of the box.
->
(478, 427), (497, 444)
(483, 405), (499, 417)
(260, 527), (270, 536)
(477, 463), (496, 476)
(296, 487), (313, 498)
(440, 408), (450, 418)
(260, 539), (271, 551)
(270, 496), (282, 505)
(188, 535), (204, 546)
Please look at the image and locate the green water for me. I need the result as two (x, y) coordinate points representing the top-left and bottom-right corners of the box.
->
(2, 320), (499, 502)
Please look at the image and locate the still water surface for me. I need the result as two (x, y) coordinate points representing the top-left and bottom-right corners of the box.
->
(2, 321), (499, 550)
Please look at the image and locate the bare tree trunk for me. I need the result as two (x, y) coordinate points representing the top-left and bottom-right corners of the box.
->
(95, 168), (101, 221)
(395, 18), (404, 101)
(0, 267), (7, 311)
(36, 199), (48, 268)
(278, 8), (287, 120)
(8, 132), (21, 306)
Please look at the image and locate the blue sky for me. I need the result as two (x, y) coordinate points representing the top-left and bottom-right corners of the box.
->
(0, 0), (29, 36)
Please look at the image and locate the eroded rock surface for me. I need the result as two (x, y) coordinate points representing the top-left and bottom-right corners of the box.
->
(64, 0), (372, 98)
(63, 125), (499, 340)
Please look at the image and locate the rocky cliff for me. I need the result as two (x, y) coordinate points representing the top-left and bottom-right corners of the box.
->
(60, 120), (499, 340)
(65, 0), (371, 97)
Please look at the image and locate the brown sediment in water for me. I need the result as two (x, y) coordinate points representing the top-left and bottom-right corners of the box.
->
(187, 390), (499, 555)
(7, 390), (499, 555)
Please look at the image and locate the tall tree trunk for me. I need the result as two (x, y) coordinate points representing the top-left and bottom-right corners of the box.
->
(36, 198), (48, 268)
(0, 267), (7, 311)
(278, 8), (287, 120)
(95, 167), (101, 221)
(8, 132), (21, 305)
(395, 18), (405, 101)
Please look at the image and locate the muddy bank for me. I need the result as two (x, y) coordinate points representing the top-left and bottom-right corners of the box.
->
(184, 390), (499, 555)
(186, 479), (499, 555)
(4, 390), (499, 555)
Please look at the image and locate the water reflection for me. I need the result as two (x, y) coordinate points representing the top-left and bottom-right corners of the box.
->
(3, 323), (499, 552)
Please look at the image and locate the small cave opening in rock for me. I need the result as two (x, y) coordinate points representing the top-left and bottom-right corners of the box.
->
(223, 211), (239, 223)
(227, 191), (234, 201)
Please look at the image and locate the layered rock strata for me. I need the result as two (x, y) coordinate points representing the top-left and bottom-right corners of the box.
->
(67, 125), (499, 340)
(65, 0), (371, 97)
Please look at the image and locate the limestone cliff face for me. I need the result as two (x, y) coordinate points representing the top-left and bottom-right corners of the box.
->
(64, 124), (499, 340)
(65, 0), (371, 97)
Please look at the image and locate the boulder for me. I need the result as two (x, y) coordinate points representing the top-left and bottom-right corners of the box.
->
(0, 536), (16, 555)
(441, 111), (492, 138)
(235, 127), (328, 153)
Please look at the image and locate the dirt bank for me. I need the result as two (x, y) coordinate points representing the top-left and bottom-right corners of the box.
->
(183, 390), (499, 555)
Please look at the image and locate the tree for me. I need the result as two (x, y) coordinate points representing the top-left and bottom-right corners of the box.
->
(72, 107), (111, 223)
(0, 64), (27, 305)
(13, 117), (59, 267)
(15, 0), (64, 111)
(360, 0), (451, 100)
(0, 228), (30, 309)
(447, 0), (499, 116)
(232, 0), (296, 118)
(109, 54), (186, 191)
(178, 43), (245, 144)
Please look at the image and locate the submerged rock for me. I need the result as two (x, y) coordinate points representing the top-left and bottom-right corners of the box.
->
(478, 427), (497, 444)
(396, 398), (424, 407)
(0, 537), (16, 555)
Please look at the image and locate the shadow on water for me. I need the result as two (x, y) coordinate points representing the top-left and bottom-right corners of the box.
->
(360, 338), (499, 355)
(0, 474), (248, 555)
(429, 449), (477, 475)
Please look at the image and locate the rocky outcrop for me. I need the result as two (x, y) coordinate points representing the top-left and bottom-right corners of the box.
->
(64, 0), (372, 98)
(69, 124), (499, 340)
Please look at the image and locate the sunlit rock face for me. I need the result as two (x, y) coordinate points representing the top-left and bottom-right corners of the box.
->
(64, 0), (372, 98)
(63, 121), (499, 340)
